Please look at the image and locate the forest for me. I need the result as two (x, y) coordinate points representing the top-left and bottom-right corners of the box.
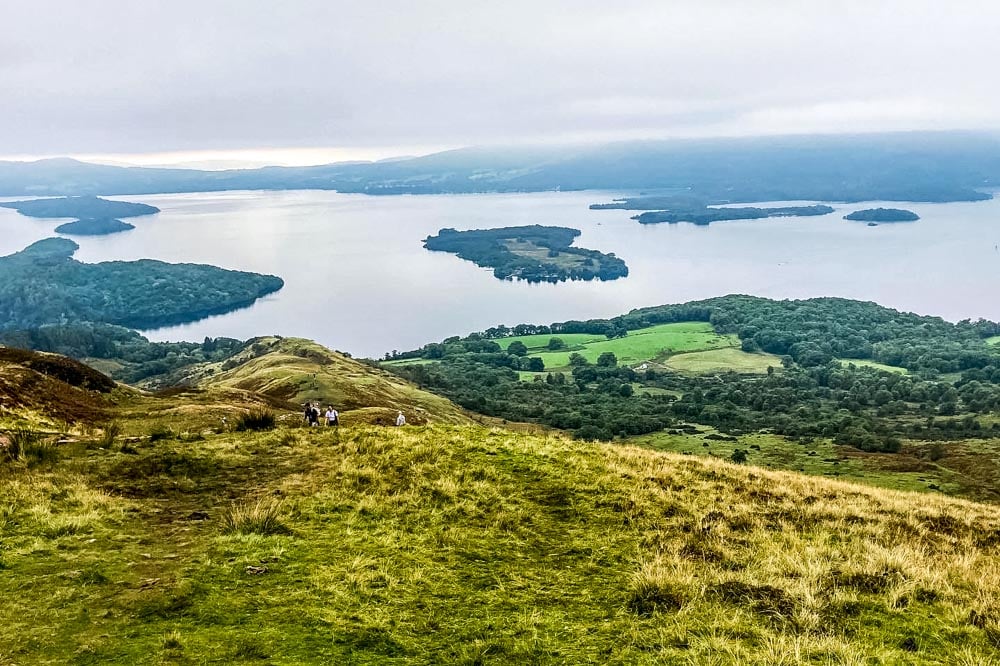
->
(0, 322), (245, 384)
(844, 208), (920, 222)
(0, 237), (284, 330)
(423, 225), (628, 282)
(384, 296), (1000, 449)
(53, 218), (135, 236)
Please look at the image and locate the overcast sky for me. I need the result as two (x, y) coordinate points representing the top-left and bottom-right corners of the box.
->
(3, 0), (999, 166)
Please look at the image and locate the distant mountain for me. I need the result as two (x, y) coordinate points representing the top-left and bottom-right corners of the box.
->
(2, 132), (999, 202)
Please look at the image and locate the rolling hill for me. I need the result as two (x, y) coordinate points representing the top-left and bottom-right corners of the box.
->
(4, 337), (1000, 662)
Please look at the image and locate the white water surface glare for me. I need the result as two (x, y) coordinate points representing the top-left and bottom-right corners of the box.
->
(1, 190), (999, 358)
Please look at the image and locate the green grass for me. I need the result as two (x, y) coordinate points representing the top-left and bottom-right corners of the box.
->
(4, 424), (1000, 663)
(987, 336), (1000, 346)
(665, 348), (781, 374)
(502, 322), (737, 370)
(837, 358), (909, 374)
(629, 430), (962, 496)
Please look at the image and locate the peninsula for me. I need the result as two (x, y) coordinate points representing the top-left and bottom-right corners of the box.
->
(424, 225), (628, 283)
(632, 205), (835, 226)
(0, 237), (284, 329)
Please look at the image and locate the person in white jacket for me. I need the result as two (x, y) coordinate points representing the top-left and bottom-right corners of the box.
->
(325, 406), (339, 427)
(395, 411), (406, 427)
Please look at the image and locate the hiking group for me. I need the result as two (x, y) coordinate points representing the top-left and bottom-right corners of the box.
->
(303, 403), (407, 428)
(304, 402), (339, 427)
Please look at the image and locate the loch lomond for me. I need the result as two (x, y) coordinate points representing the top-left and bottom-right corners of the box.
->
(1, 189), (998, 358)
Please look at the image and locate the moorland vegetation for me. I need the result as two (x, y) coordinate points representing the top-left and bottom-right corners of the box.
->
(3, 345), (1000, 663)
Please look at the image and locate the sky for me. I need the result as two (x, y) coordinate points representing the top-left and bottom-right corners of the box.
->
(3, 0), (999, 167)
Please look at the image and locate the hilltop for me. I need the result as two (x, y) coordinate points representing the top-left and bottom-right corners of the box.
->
(178, 336), (471, 425)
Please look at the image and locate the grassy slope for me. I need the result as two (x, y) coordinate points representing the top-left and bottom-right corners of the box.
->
(630, 427), (1000, 504)
(988, 336), (1000, 346)
(4, 424), (1000, 664)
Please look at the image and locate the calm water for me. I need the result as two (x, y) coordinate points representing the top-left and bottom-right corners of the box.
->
(1, 190), (999, 358)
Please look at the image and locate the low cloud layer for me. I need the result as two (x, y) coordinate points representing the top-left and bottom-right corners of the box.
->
(4, 0), (999, 158)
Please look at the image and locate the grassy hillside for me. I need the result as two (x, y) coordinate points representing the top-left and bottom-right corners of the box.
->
(4, 423), (1000, 663)
(188, 337), (470, 425)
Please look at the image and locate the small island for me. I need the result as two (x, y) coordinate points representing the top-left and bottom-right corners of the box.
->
(844, 208), (920, 223)
(0, 195), (160, 219)
(0, 237), (284, 330)
(632, 205), (835, 226)
(424, 225), (628, 283)
(54, 217), (136, 236)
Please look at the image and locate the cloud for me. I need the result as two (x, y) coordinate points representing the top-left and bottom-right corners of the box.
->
(2, 0), (999, 158)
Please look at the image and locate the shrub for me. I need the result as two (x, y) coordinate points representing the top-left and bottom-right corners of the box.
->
(3, 429), (59, 466)
(222, 497), (289, 536)
(149, 425), (175, 442)
(235, 409), (277, 432)
(100, 421), (122, 448)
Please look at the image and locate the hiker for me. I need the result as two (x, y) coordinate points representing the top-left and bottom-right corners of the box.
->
(304, 403), (313, 425)
(325, 405), (339, 427)
(395, 411), (406, 427)
(305, 403), (320, 427)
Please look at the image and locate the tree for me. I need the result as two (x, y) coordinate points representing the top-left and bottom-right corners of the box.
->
(597, 351), (618, 367)
(547, 337), (566, 351)
(508, 341), (528, 356)
(526, 357), (544, 372)
(619, 383), (634, 397)
(730, 449), (748, 464)
(568, 352), (589, 367)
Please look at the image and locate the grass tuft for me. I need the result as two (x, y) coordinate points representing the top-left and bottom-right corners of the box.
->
(222, 497), (289, 536)
(2, 428), (59, 466)
(100, 421), (122, 448)
(235, 409), (277, 432)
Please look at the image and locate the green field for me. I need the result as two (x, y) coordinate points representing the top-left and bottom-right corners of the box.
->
(665, 348), (781, 374)
(836, 358), (909, 374)
(988, 336), (1000, 346)
(500, 322), (737, 369)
